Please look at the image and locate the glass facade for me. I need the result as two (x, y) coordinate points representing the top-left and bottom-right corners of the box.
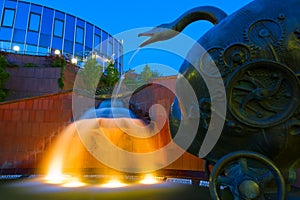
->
(2, 8), (15, 27)
(75, 26), (84, 44)
(53, 19), (64, 37)
(28, 13), (40, 32)
(0, 0), (123, 73)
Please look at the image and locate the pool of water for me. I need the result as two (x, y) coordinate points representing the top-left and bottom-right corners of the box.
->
(0, 176), (210, 200)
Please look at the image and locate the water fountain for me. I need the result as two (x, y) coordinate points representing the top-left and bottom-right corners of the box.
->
(4, 0), (300, 199)
(0, 64), (208, 200)
(0, 92), (211, 199)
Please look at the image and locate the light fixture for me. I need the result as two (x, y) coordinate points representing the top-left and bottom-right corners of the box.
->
(91, 51), (98, 59)
(71, 57), (78, 64)
(139, 174), (158, 184)
(101, 179), (127, 188)
(13, 45), (20, 52)
(54, 49), (61, 55)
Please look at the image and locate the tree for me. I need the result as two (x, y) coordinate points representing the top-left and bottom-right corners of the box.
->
(99, 60), (120, 87)
(77, 58), (120, 97)
(139, 64), (161, 82)
(77, 58), (103, 95)
(123, 64), (161, 92)
(123, 68), (142, 91)
(140, 64), (152, 82)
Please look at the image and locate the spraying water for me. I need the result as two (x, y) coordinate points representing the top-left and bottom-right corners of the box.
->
(128, 47), (141, 65)
(112, 74), (126, 106)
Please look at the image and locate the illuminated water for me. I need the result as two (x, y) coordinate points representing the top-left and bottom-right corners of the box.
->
(41, 116), (167, 183)
(0, 105), (207, 198)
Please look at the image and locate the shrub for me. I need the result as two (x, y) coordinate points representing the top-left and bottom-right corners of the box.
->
(0, 55), (8, 68)
(57, 77), (64, 90)
(0, 55), (10, 101)
(24, 62), (38, 67)
(52, 57), (66, 68)
(50, 56), (66, 90)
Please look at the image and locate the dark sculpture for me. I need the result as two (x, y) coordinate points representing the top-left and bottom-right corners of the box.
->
(139, 0), (300, 199)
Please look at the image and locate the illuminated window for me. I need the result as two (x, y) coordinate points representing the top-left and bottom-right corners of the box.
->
(1, 8), (15, 27)
(75, 26), (84, 44)
(28, 13), (41, 32)
(53, 19), (64, 37)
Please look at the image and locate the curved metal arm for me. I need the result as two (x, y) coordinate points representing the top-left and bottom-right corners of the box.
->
(138, 6), (227, 47)
(172, 6), (228, 32)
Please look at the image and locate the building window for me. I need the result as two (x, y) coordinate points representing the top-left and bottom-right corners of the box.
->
(108, 39), (113, 56)
(75, 26), (84, 44)
(53, 19), (64, 37)
(28, 13), (41, 32)
(94, 34), (101, 51)
(1, 8), (15, 27)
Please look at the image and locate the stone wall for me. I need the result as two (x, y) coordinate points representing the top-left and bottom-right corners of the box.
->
(0, 92), (73, 171)
(4, 53), (78, 101)
(5, 53), (52, 68)
(0, 78), (204, 174)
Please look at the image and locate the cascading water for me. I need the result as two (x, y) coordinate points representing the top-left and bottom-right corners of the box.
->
(42, 67), (169, 184)
(128, 47), (141, 65)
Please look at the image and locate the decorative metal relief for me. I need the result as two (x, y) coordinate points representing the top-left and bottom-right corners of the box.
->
(245, 18), (285, 46)
(199, 47), (224, 77)
(227, 61), (300, 128)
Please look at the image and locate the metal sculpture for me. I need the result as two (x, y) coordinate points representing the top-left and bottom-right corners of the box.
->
(139, 0), (300, 199)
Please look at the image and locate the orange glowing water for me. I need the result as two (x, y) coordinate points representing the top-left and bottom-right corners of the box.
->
(139, 174), (159, 184)
(101, 179), (128, 188)
(41, 117), (169, 186)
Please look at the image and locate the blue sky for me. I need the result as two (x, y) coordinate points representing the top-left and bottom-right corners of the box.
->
(23, 0), (253, 75)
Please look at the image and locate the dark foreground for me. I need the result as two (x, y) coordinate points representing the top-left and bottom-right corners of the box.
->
(1, 178), (300, 200)
(0, 178), (210, 200)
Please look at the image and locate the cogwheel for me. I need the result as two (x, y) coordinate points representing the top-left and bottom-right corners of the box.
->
(226, 61), (300, 128)
(199, 47), (225, 78)
(244, 17), (286, 48)
(218, 42), (257, 78)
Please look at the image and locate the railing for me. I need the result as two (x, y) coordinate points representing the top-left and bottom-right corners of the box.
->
(0, 41), (120, 71)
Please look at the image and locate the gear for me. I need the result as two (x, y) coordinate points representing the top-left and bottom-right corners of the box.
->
(199, 47), (225, 77)
(227, 61), (300, 128)
(244, 18), (286, 46)
(218, 43), (257, 78)
(222, 43), (255, 67)
(244, 18), (287, 62)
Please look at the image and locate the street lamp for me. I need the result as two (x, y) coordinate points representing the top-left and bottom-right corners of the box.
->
(54, 49), (61, 56)
(71, 57), (78, 64)
(13, 45), (20, 53)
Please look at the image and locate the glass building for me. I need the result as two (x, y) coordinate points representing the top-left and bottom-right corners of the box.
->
(0, 0), (123, 73)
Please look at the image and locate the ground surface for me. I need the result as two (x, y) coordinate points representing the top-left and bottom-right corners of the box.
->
(1, 178), (300, 199)
(0, 178), (210, 200)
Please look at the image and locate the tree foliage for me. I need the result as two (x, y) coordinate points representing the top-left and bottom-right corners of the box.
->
(99, 60), (120, 87)
(0, 55), (10, 101)
(77, 58), (103, 94)
(77, 59), (120, 96)
(139, 64), (160, 82)
(140, 64), (153, 82)
(123, 64), (161, 91)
